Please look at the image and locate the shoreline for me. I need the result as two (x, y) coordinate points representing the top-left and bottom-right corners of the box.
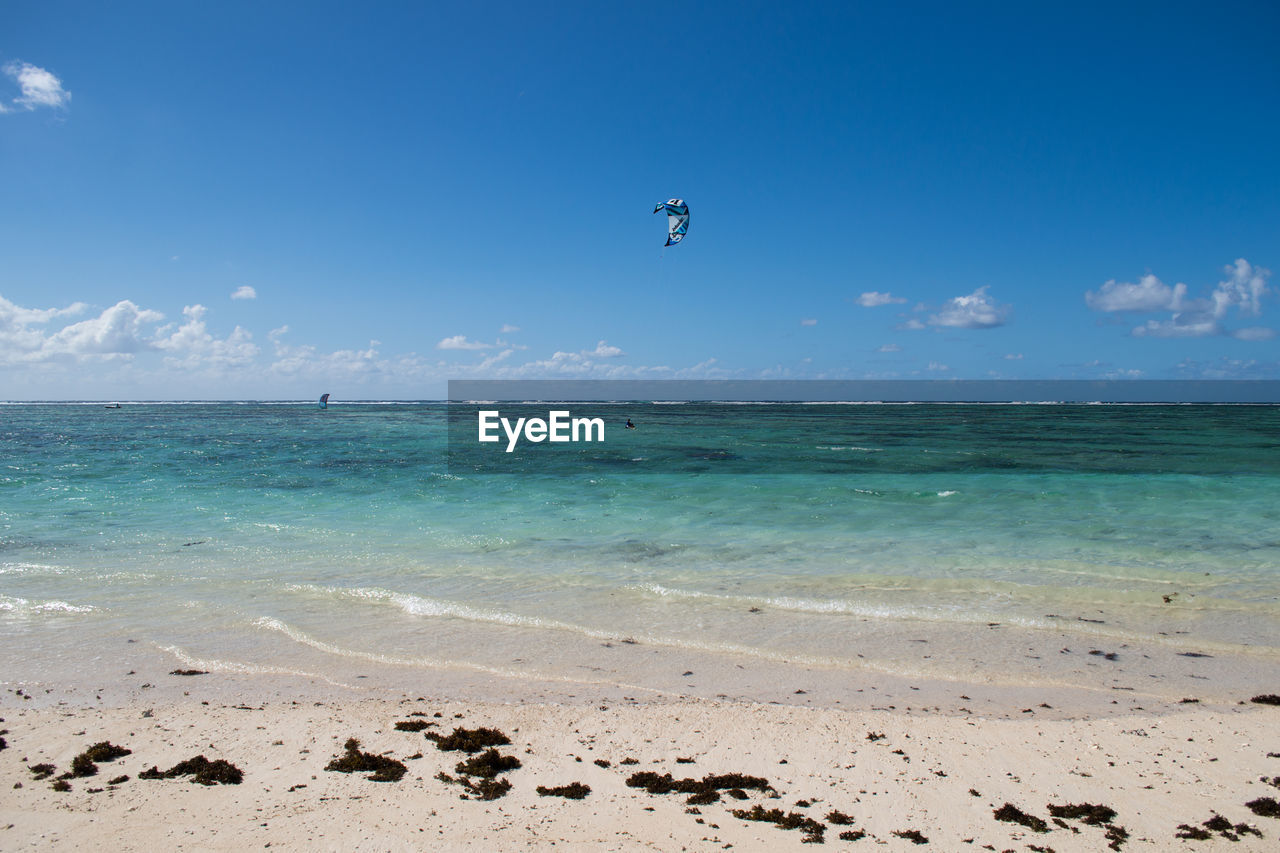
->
(3, 670), (1279, 850)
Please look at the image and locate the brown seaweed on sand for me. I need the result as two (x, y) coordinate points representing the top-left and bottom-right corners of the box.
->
(323, 738), (406, 782)
(994, 803), (1049, 833)
(140, 755), (243, 785)
(1178, 814), (1264, 841)
(536, 782), (591, 799)
(893, 829), (929, 844)
(435, 772), (511, 800)
(730, 804), (826, 844)
(1048, 803), (1117, 825)
(454, 748), (520, 779)
(393, 719), (435, 732)
(425, 726), (511, 753)
(1251, 694), (1280, 706)
(626, 770), (772, 805)
(29, 763), (57, 781)
(1246, 797), (1280, 818)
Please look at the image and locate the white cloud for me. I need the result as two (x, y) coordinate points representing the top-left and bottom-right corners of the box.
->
(857, 291), (908, 307)
(43, 300), (164, 358)
(231, 286), (257, 300)
(1085, 274), (1185, 312)
(1, 61), (71, 113)
(1213, 258), (1269, 317)
(897, 318), (926, 331)
(1175, 356), (1279, 379)
(1004, 353), (1024, 360)
(1087, 259), (1272, 340)
(926, 361), (950, 372)
(153, 304), (259, 368)
(800, 318), (817, 326)
(0, 295), (88, 361)
(1132, 313), (1219, 338)
(586, 340), (624, 358)
(436, 335), (493, 351)
(928, 286), (1009, 329)
(876, 343), (901, 353)
(500, 324), (520, 334)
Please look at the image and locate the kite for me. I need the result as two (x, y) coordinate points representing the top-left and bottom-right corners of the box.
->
(653, 199), (689, 246)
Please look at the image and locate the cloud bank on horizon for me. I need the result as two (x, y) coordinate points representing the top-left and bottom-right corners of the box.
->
(2, 258), (1274, 397)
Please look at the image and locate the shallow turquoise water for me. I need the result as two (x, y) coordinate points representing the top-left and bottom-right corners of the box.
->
(3, 402), (1278, 695)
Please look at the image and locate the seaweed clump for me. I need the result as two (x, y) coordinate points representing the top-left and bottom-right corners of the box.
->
(1049, 801), (1128, 849)
(730, 804), (826, 844)
(139, 755), (244, 785)
(1048, 803), (1117, 826)
(626, 770), (771, 806)
(58, 742), (130, 780)
(83, 742), (132, 763)
(30, 763), (57, 781)
(1246, 797), (1280, 818)
(434, 740), (522, 800)
(994, 803), (1050, 833)
(454, 748), (520, 778)
(393, 720), (434, 732)
(893, 829), (929, 844)
(436, 772), (511, 801)
(1251, 694), (1280, 706)
(323, 738), (406, 782)
(536, 782), (591, 799)
(1177, 814), (1263, 841)
(425, 726), (511, 753)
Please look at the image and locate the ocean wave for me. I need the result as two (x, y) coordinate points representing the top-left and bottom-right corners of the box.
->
(158, 643), (358, 688)
(626, 582), (1280, 655)
(249, 616), (677, 694)
(0, 562), (70, 576)
(0, 594), (96, 615)
(284, 584), (592, 634)
(277, 583), (894, 671)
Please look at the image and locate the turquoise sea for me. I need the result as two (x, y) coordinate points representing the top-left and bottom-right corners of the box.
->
(3, 402), (1279, 704)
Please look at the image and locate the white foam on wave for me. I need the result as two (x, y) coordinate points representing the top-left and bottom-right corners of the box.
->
(282, 583), (886, 673)
(629, 582), (1279, 656)
(0, 594), (96, 614)
(250, 616), (676, 695)
(287, 584), (591, 635)
(0, 562), (69, 576)
(937, 490), (958, 497)
(158, 643), (358, 688)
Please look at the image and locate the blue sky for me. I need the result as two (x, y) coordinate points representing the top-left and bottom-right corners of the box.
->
(2, 0), (1277, 399)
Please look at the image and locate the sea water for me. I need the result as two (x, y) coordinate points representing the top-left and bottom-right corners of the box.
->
(2, 402), (1278, 704)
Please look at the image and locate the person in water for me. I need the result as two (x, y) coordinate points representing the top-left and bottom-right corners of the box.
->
(625, 418), (635, 429)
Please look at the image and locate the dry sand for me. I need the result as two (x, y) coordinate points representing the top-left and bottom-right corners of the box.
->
(2, 671), (1279, 851)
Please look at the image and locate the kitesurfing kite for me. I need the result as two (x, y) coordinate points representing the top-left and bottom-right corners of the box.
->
(318, 393), (330, 409)
(654, 199), (689, 246)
